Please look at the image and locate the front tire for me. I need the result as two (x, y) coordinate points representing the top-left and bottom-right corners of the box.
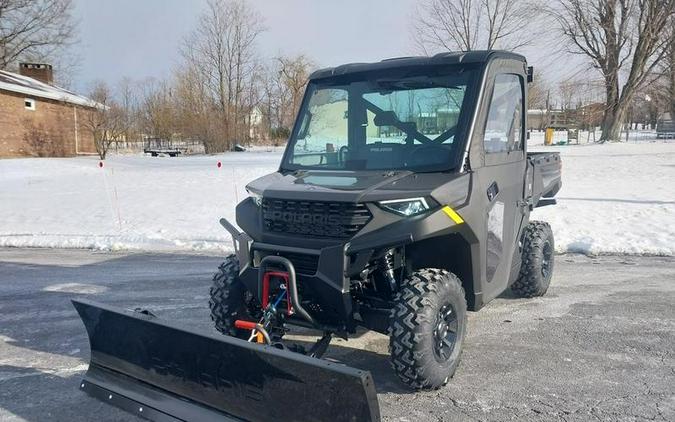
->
(389, 269), (468, 390)
(511, 221), (555, 298)
(209, 255), (261, 339)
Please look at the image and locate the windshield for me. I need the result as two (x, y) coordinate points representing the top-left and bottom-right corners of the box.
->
(282, 69), (477, 172)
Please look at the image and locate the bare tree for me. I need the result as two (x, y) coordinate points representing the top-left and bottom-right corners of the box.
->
(276, 54), (313, 129)
(172, 60), (247, 152)
(552, 0), (675, 141)
(116, 77), (140, 143)
(252, 55), (315, 142)
(84, 82), (126, 160)
(258, 63), (285, 139)
(180, 0), (265, 152)
(527, 75), (549, 110)
(172, 65), (213, 147)
(558, 78), (580, 110)
(642, 18), (675, 125)
(0, 0), (78, 70)
(413, 0), (535, 52)
(139, 78), (176, 143)
(667, 19), (675, 119)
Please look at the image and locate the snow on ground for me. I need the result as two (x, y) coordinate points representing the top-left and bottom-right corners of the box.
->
(0, 152), (277, 252)
(0, 140), (673, 255)
(530, 140), (674, 256)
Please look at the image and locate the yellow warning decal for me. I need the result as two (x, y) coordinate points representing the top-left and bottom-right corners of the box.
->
(442, 206), (464, 224)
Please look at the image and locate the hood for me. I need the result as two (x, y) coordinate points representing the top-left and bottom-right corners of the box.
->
(246, 170), (464, 203)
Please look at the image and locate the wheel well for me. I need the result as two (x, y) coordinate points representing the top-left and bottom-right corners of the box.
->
(406, 234), (477, 310)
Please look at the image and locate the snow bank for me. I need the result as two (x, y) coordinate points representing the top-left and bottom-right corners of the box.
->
(1, 141), (673, 256)
(530, 141), (674, 256)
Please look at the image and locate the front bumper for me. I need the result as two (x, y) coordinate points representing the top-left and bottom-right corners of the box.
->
(221, 217), (359, 330)
(240, 241), (355, 330)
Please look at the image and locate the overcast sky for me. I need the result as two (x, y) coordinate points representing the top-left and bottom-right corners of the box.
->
(73, 0), (418, 91)
(71, 0), (585, 95)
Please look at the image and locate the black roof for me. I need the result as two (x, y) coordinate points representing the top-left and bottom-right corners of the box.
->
(309, 50), (526, 81)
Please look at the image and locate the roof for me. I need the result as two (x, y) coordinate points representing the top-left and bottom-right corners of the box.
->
(0, 69), (101, 108)
(309, 50), (526, 81)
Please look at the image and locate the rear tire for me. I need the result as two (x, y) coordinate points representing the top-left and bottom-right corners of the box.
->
(511, 221), (555, 298)
(389, 269), (467, 390)
(209, 255), (261, 339)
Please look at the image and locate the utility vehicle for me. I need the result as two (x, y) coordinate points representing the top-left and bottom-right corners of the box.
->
(73, 51), (562, 422)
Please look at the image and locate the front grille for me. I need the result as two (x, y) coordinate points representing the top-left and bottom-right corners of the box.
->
(282, 251), (319, 275)
(254, 250), (319, 275)
(262, 199), (372, 239)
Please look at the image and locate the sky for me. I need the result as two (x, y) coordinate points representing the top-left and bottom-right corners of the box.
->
(73, 0), (418, 91)
(70, 0), (589, 98)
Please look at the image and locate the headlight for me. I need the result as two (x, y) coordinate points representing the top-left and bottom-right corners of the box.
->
(247, 188), (263, 206)
(378, 197), (431, 216)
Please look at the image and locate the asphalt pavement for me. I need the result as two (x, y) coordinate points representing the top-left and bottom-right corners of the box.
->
(0, 248), (673, 421)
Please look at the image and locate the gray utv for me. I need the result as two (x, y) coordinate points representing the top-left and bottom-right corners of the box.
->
(73, 51), (561, 422)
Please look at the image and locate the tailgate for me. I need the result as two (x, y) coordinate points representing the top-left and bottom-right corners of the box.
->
(526, 152), (562, 206)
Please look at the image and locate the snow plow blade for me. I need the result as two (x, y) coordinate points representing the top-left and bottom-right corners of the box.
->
(72, 299), (380, 422)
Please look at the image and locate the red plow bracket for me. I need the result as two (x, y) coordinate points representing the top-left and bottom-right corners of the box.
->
(257, 255), (318, 327)
(261, 270), (293, 315)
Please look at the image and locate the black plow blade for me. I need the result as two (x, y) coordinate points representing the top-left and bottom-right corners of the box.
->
(72, 299), (380, 422)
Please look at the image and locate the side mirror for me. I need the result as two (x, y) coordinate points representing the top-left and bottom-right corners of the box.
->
(527, 66), (534, 83)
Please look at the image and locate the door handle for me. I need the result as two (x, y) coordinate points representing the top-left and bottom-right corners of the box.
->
(487, 182), (499, 202)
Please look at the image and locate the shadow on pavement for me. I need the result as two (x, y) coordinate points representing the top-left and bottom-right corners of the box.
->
(282, 337), (412, 394)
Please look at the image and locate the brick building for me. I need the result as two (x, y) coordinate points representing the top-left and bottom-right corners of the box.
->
(0, 63), (100, 157)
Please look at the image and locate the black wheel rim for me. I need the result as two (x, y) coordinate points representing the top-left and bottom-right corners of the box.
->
(433, 304), (458, 362)
(541, 241), (553, 278)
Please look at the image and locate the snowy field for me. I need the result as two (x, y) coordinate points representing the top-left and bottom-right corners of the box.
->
(529, 141), (674, 255)
(0, 141), (673, 256)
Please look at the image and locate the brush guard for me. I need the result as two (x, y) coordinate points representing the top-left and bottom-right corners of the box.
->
(73, 299), (380, 422)
(234, 255), (326, 350)
(258, 255), (316, 324)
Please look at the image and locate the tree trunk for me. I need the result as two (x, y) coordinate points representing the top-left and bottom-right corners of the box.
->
(600, 103), (627, 142)
(600, 71), (623, 142)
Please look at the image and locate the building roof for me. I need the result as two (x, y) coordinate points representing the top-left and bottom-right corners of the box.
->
(309, 50), (526, 81)
(0, 69), (101, 108)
